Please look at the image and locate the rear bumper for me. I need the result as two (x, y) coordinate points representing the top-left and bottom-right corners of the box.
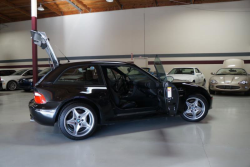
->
(29, 99), (60, 126)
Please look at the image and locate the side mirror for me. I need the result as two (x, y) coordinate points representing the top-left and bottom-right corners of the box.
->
(211, 72), (215, 75)
(166, 76), (174, 82)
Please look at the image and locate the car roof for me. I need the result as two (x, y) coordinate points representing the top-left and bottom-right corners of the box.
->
(58, 61), (132, 68)
(173, 67), (196, 69)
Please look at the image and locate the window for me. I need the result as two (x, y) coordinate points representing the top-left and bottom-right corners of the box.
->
(56, 65), (103, 85)
(169, 68), (194, 75)
(25, 70), (33, 76)
(216, 68), (247, 75)
(117, 66), (149, 80)
(195, 68), (201, 73)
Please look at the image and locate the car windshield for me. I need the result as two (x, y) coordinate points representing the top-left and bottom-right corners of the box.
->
(11, 69), (27, 75)
(169, 68), (194, 75)
(38, 68), (51, 76)
(216, 68), (247, 75)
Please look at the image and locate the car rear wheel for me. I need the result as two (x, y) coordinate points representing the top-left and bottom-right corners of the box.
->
(7, 81), (17, 91)
(59, 103), (97, 140)
(181, 94), (208, 122)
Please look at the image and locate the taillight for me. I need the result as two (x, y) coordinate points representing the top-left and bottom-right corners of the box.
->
(34, 92), (46, 104)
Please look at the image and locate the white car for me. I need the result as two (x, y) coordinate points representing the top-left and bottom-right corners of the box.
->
(168, 67), (206, 86)
(1, 69), (35, 91)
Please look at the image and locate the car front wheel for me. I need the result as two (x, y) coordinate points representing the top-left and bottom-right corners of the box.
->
(59, 103), (97, 140)
(7, 81), (17, 91)
(181, 94), (208, 122)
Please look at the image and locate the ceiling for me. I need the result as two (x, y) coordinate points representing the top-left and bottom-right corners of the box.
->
(0, 0), (238, 24)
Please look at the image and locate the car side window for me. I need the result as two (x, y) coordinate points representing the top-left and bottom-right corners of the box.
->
(107, 69), (116, 82)
(195, 68), (201, 73)
(56, 65), (103, 85)
(23, 70), (33, 76)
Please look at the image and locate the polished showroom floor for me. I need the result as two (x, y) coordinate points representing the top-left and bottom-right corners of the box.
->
(0, 90), (250, 167)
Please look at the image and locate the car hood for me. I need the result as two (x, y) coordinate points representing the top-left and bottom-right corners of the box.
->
(167, 74), (194, 82)
(1, 75), (22, 81)
(210, 75), (247, 84)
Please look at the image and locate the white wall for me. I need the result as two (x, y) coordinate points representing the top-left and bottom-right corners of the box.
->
(0, 1), (250, 84)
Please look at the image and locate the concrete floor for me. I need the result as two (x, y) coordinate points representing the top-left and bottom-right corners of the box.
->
(0, 91), (250, 167)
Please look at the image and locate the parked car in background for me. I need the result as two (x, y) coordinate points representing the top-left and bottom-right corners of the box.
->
(0, 69), (39, 91)
(0, 69), (16, 90)
(29, 30), (213, 140)
(19, 68), (51, 91)
(167, 67), (206, 86)
(209, 68), (250, 95)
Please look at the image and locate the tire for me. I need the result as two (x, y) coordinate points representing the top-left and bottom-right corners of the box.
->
(7, 81), (18, 91)
(202, 79), (206, 86)
(180, 94), (209, 122)
(59, 102), (97, 140)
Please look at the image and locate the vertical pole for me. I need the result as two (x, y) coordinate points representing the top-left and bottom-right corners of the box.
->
(31, 0), (38, 84)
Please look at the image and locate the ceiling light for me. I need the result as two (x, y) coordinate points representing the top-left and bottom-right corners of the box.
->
(38, 3), (44, 11)
(106, 0), (113, 2)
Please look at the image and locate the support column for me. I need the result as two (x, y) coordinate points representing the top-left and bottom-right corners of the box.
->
(31, 0), (38, 84)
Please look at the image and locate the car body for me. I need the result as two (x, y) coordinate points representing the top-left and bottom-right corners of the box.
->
(209, 68), (250, 94)
(28, 30), (213, 140)
(19, 68), (51, 91)
(1, 69), (39, 91)
(168, 67), (206, 86)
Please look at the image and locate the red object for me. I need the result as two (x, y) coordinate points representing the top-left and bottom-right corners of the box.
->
(32, 16), (38, 85)
(34, 92), (47, 104)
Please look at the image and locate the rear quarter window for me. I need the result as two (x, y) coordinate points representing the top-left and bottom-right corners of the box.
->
(55, 65), (104, 86)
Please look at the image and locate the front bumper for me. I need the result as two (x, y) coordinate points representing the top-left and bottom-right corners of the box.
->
(0, 81), (7, 90)
(29, 99), (60, 126)
(210, 84), (249, 92)
(19, 80), (33, 90)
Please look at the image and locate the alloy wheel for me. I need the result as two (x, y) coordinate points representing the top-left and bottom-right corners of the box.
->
(64, 107), (94, 137)
(183, 97), (206, 120)
(8, 81), (17, 91)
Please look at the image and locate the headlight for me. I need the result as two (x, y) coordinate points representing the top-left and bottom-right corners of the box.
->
(210, 80), (218, 84)
(239, 80), (248, 84)
(28, 79), (33, 82)
(1, 78), (4, 82)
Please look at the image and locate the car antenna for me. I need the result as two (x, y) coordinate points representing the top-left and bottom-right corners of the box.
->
(55, 45), (70, 63)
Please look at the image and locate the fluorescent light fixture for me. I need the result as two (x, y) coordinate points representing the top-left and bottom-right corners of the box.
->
(106, 0), (113, 2)
(38, 3), (44, 11)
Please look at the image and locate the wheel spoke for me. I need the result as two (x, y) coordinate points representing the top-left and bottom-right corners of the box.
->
(80, 110), (90, 119)
(194, 99), (199, 106)
(192, 111), (196, 119)
(73, 124), (81, 135)
(66, 119), (75, 126)
(196, 106), (203, 112)
(72, 109), (79, 119)
(81, 121), (91, 129)
(184, 109), (192, 114)
(186, 101), (192, 107)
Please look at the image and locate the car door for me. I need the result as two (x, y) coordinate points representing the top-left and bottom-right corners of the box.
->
(154, 56), (179, 115)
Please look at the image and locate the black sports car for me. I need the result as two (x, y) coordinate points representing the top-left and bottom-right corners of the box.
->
(18, 68), (51, 91)
(29, 31), (213, 140)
